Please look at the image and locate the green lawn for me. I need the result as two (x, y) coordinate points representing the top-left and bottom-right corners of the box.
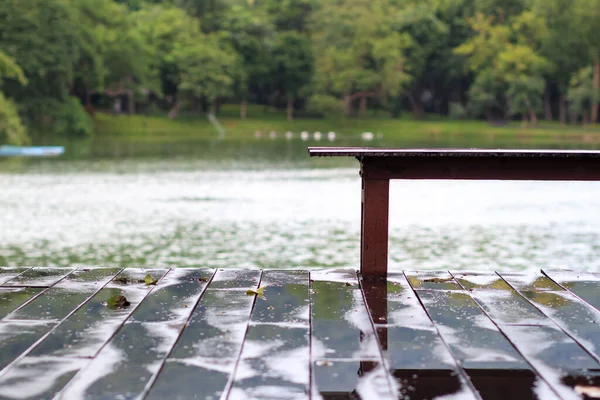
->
(93, 105), (600, 146)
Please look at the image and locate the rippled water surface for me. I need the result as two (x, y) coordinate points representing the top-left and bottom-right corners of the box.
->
(2, 136), (600, 272)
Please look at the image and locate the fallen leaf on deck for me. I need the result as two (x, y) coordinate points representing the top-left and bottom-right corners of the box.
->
(423, 277), (453, 283)
(344, 282), (354, 287)
(575, 386), (600, 398)
(198, 277), (208, 282)
(246, 286), (266, 297)
(315, 360), (334, 366)
(113, 276), (131, 284)
(107, 295), (130, 309)
(144, 274), (158, 285)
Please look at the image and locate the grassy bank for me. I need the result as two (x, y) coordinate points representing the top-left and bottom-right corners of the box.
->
(93, 104), (600, 146)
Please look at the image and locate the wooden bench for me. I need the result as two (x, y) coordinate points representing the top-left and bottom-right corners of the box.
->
(309, 147), (600, 277)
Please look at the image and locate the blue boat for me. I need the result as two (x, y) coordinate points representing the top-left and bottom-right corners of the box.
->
(0, 145), (65, 157)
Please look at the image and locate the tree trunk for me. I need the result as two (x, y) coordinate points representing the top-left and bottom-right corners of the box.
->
(168, 102), (180, 119)
(593, 56), (600, 123)
(570, 111), (578, 125)
(210, 101), (217, 115)
(484, 110), (493, 123)
(408, 93), (424, 119)
(529, 109), (538, 126)
(127, 90), (135, 115)
(359, 96), (367, 117)
(241, 99), (247, 119)
(521, 113), (528, 128)
(583, 111), (589, 126)
(544, 91), (552, 121)
(559, 93), (566, 125)
(344, 94), (352, 117)
(286, 95), (293, 121)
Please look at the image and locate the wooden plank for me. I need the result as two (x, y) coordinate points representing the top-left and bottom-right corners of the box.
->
(310, 269), (397, 399)
(308, 147), (600, 181)
(412, 288), (531, 370)
(0, 269), (167, 399)
(230, 325), (309, 400)
(0, 268), (31, 286)
(452, 272), (549, 325)
(368, 273), (479, 399)
(145, 270), (261, 400)
(6, 268), (121, 321)
(360, 178), (389, 277)
(0, 321), (56, 371)
(208, 269), (261, 289)
(28, 269), (167, 358)
(228, 270), (310, 400)
(405, 271), (462, 290)
(500, 272), (600, 364)
(0, 288), (43, 320)
(1, 267), (75, 288)
(543, 270), (600, 312)
(245, 270), (309, 324)
(501, 324), (600, 399)
(55, 269), (214, 400)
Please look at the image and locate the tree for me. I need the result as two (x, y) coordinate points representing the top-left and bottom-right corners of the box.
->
(310, 0), (412, 117)
(0, 0), (92, 135)
(0, 51), (28, 145)
(572, 0), (600, 123)
(455, 11), (549, 124)
(272, 32), (313, 120)
(567, 66), (595, 124)
(219, 5), (276, 118)
(169, 35), (240, 113)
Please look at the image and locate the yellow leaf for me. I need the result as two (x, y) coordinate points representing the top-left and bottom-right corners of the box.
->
(144, 274), (158, 285)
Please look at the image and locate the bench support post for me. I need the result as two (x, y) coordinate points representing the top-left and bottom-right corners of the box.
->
(360, 176), (389, 277)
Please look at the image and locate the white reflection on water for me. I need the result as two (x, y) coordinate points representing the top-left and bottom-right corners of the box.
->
(2, 167), (600, 272)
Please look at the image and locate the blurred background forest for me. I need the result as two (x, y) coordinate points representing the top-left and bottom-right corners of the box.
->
(1, 0), (600, 145)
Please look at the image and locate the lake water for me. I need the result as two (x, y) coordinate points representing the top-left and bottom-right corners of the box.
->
(2, 134), (600, 272)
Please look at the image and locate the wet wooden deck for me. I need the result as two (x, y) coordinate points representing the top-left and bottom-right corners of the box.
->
(0, 267), (599, 399)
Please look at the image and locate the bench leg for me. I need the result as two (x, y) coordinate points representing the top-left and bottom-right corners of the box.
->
(360, 178), (389, 277)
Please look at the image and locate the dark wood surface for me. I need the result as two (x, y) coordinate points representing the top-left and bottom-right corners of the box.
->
(0, 267), (599, 399)
(308, 147), (600, 158)
(308, 147), (600, 181)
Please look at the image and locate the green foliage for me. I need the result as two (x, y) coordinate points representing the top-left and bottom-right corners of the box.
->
(568, 67), (595, 117)
(0, 92), (29, 145)
(448, 102), (468, 120)
(272, 31), (313, 98)
(3, 0), (600, 134)
(455, 11), (549, 121)
(506, 75), (545, 116)
(307, 94), (344, 115)
(170, 35), (240, 104)
(311, 0), (412, 114)
(51, 97), (94, 137)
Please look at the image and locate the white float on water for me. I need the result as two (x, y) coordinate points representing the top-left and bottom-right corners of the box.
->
(327, 131), (336, 141)
(300, 131), (309, 141)
(285, 131), (293, 140)
(314, 131), (322, 141)
(361, 132), (374, 141)
(269, 131), (277, 139)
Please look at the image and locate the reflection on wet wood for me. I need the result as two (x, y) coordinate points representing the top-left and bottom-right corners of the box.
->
(311, 270), (397, 400)
(500, 271), (600, 363)
(229, 270), (310, 400)
(145, 269), (260, 400)
(1, 267), (75, 287)
(0, 267), (599, 399)
(57, 268), (215, 400)
(368, 273), (479, 399)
